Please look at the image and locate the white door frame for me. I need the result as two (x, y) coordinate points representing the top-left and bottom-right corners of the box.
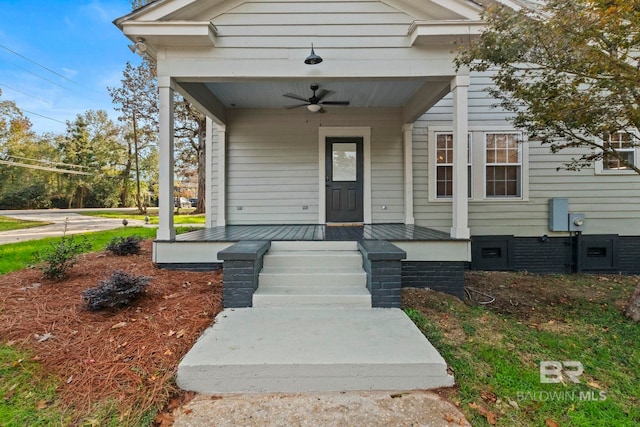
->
(318, 127), (372, 224)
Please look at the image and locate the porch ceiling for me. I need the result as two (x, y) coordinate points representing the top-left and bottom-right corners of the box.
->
(175, 77), (452, 123)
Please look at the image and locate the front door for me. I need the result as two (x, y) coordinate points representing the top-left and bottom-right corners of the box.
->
(326, 137), (364, 222)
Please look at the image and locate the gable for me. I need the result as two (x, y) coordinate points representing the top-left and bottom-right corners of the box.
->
(117, 0), (483, 51)
(122, 0), (482, 23)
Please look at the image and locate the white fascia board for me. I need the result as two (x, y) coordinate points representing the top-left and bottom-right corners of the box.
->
(122, 21), (217, 46)
(408, 20), (485, 46)
(426, 0), (484, 19)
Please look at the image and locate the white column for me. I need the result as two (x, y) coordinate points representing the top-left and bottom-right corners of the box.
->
(403, 123), (415, 225)
(450, 75), (470, 239)
(205, 117), (214, 228)
(157, 77), (175, 241)
(216, 123), (227, 226)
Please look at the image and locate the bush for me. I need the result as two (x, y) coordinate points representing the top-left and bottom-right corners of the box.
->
(36, 235), (91, 280)
(82, 270), (150, 311)
(106, 235), (143, 256)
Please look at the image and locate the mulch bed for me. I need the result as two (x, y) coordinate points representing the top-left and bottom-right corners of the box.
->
(0, 239), (223, 423)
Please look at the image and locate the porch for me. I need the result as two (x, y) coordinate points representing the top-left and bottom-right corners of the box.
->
(173, 223), (452, 242)
(153, 223), (470, 306)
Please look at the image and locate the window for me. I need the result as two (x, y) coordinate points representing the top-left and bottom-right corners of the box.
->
(603, 132), (636, 171)
(435, 132), (471, 198)
(485, 133), (522, 198)
(428, 127), (528, 202)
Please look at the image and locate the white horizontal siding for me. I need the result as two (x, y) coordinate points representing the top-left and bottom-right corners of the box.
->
(224, 107), (404, 225)
(414, 73), (640, 237)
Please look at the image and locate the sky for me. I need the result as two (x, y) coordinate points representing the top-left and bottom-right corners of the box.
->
(0, 0), (142, 135)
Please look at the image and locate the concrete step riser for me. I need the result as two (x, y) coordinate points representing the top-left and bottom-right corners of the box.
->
(259, 274), (366, 287)
(253, 295), (371, 308)
(269, 241), (358, 251)
(263, 254), (362, 268)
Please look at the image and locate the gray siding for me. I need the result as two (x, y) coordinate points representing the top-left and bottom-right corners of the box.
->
(415, 73), (640, 236)
(223, 108), (404, 225)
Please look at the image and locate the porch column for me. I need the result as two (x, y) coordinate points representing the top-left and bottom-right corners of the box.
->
(403, 123), (415, 225)
(450, 75), (470, 239)
(157, 77), (175, 241)
(205, 117), (214, 228)
(216, 124), (227, 226)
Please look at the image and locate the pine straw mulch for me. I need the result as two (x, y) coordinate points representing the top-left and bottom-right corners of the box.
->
(0, 239), (223, 425)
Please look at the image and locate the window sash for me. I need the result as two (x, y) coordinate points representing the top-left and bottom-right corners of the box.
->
(603, 132), (636, 170)
(485, 133), (522, 198)
(435, 132), (471, 199)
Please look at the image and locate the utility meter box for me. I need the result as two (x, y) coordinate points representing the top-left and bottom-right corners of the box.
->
(549, 198), (569, 231)
(569, 213), (586, 232)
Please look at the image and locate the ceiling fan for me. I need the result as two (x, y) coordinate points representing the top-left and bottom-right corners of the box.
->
(283, 84), (350, 113)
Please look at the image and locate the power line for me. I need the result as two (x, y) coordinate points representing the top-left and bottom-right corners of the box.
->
(0, 82), (52, 104)
(0, 44), (83, 88)
(20, 108), (67, 125)
(7, 61), (79, 95)
(0, 159), (92, 175)
(6, 155), (91, 170)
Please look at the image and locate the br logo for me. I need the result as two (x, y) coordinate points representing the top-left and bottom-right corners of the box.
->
(540, 361), (584, 384)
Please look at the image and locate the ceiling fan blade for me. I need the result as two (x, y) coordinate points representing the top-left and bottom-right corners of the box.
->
(283, 93), (309, 102)
(321, 101), (350, 106)
(315, 89), (334, 101)
(284, 103), (307, 109)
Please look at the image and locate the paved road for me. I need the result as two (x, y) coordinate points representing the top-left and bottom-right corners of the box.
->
(0, 209), (148, 245)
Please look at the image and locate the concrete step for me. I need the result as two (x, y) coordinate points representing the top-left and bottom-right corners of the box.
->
(263, 251), (363, 268)
(259, 268), (367, 287)
(253, 286), (371, 307)
(177, 307), (455, 393)
(257, 244), (368, 306)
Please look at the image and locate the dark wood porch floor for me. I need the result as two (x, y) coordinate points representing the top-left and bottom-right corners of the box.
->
(175, 224), (451, 242)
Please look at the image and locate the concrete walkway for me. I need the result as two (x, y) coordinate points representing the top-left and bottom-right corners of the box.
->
(0, 210), (146, 245)
(175, 307), (462, 426)
(177, 307), (454, 393)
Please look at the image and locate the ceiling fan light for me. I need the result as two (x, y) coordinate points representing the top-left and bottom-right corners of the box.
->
(307, 103), (322, 112)
(304, 44), (323, 65)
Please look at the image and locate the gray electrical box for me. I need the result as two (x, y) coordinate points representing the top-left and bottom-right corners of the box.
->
(549, 198), (569, 231)
(569, 213), (586, 231)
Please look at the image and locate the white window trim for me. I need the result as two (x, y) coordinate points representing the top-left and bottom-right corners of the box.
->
(483, 131), (528, 201)
(594, 130), (640, 175)
(428, 126), (529, 202)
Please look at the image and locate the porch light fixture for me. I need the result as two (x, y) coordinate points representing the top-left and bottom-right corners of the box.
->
(307, 103), (322, 112)
(304, 44), (323, 65)
(128, 38), (147, 56)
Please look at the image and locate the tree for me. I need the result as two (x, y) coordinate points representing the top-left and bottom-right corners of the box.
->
(58, 111), (124, 208)
(108, 61), (159, 213)
(0, 91), (58, 208)
(174, 95), (207, 214)
(457, 0), (640, 174)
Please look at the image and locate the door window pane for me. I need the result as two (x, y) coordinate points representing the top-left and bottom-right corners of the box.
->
(332, 143), (357, 181)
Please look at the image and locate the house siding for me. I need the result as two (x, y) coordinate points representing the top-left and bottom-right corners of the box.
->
(223, 108), (404, 225)
(414, 72), (640, 238)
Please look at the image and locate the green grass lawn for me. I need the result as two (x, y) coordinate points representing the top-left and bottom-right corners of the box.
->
(0, 215), (51, 232)
(83, 209), (206, 225)
(0, 346), (73, 426)
(404, 273), (640, 426)
(0, 227), (158, 274)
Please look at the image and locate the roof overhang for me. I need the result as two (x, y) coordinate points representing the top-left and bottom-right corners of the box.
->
(120, 21), (217, 48)
(408, 20), (485, 45)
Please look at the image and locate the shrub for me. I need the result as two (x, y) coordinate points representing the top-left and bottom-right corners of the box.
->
(36, 235), (91, 280)
(106, 235), (143, 256)
(83, 270), (150, 311)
